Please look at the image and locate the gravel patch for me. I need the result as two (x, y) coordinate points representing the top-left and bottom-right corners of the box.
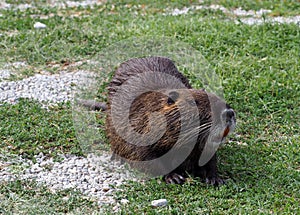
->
(0, 69), (11, 81)
(168, 5), (300, 26)
(51, 0), (106, 8)
(0, 69), (96, 105)
(0, 153), (34, 182)
(236, 15), (300, 25)
(168, 5), (272, 17)
(0, 0), (105, 10)
(0, 152), (135, 205)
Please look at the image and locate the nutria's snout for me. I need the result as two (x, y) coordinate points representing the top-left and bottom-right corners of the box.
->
(224, 108), (235, 119)
(223, 108), (236, 125)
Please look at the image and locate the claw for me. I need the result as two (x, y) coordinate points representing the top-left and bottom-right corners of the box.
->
(164, 173), (186, 185)
(205, 177), (225, 186)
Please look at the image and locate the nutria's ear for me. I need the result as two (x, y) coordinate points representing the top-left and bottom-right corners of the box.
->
(167, 91), (179, 105)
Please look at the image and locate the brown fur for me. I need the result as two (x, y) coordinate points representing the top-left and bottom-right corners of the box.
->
(105, 56), (235, 185)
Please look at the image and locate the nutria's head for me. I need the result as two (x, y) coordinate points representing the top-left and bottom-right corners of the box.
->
(196, 92), (236, 166)
(155, 89), (236, 167)
(206, 92), (236, 143)
(163, 89), (235, 137)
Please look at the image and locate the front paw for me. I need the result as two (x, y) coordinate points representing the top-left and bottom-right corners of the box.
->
(164, 173), (186, 184)
(205, 177), (225, 186)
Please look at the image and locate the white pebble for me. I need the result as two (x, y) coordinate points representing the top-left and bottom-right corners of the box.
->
(34, 22), (47, 29)
(151, 199), (168, 207)
(120, 199), (129, 205)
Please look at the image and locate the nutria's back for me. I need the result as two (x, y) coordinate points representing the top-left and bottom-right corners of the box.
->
(105, 56), (236, 185)
(108, 56), (192, 98)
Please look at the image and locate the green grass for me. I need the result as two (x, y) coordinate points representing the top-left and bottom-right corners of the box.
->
(0, 100), (82, 160)
(0, 0), (299, 214)
(115, 170), (299, 214)
(0, 180), (98, 214)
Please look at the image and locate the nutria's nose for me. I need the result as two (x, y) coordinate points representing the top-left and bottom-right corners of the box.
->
(222, 108), (236, 125)
(225, 109), (235, 119)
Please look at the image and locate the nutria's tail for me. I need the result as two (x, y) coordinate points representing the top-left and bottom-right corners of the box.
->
(77, 99), (107, 111)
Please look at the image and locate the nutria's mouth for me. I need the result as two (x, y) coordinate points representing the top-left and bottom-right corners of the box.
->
(222, 126), (230, 138)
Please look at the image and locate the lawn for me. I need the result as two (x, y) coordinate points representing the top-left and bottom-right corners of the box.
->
(0, 0), (299, 214)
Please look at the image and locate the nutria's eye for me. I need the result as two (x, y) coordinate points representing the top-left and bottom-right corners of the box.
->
(167, 91), (179, 105)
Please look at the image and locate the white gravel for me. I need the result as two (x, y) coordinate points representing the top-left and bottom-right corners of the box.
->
(0, 0), (105, 10)
(0, 69), (11, 80)
(0, 152), (135, 205)
(151, 199), (168, 207)
(168, 5), (300, 26)
(0, 69), (95, 105)
(168, 5), (272, 17)
(236, 15), (300, 25)
(34, 21), (47, 29)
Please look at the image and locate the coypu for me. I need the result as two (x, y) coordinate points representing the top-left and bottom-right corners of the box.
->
(104, 56), (236, 185)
